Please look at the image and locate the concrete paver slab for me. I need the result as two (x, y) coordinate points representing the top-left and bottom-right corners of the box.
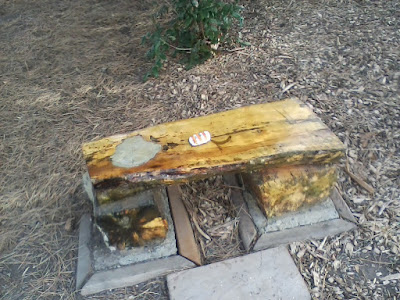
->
(82, 255), (194, 296)
(76, 214), (92, 290)
(167, 247), (311, 300)
(253, 218), (356, 251)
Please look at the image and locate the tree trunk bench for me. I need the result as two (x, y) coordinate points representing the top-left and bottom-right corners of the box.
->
(82, 98), (345, 247)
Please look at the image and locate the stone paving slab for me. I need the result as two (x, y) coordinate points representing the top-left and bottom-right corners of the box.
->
(253, 218), (356, 251)
(167, 247), (311, 300)
(243, 189), (356, 251)
(81, 255), (194, 296)
(76, 214), (92, 290)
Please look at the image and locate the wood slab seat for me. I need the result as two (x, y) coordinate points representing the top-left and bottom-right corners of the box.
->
(83, 98), (345, 191)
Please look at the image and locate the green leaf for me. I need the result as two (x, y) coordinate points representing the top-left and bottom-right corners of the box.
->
(239, 40), (251, 46)
(143, 0), (244, 81)
(184, 17), (193, 29)
(151, 66), (159, 78)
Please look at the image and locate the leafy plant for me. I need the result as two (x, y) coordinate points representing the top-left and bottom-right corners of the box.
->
(142, 0), (244, 80)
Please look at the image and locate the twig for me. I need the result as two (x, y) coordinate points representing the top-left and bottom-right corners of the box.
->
(160, 38), (192, 52)
(222, 184), (245, 190)
(381, 273), (400, 281)
(192, 214), (211, 240)
(224, 47), (246, 52)
(345, 161), (375, 194)
(308, 249), (329, 261)
(281, 82), (297, 94)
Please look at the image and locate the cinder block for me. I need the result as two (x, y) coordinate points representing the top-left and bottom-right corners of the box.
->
(76, 188), (194, 296)
(92, 188), (177, 269)
(241, 189), (356, 251)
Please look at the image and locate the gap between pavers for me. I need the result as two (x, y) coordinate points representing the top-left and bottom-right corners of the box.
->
(167, 246), (311, 300)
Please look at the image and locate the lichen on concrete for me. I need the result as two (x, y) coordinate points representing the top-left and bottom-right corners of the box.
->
(111, 135), (161, 168)
(92, 188), (177, 270)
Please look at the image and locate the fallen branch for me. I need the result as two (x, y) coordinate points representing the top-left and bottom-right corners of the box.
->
(224, 47), (246, 52)
(345, 161), (375, 194)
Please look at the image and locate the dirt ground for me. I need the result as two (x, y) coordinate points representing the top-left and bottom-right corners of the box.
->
(0, 0), (399, 299)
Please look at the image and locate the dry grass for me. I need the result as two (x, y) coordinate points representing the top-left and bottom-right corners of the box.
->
(181, 176), (245, 264)
(0, 0), (167, 298)
(1, 0), (399, 299)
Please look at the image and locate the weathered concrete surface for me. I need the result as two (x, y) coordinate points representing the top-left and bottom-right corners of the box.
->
(83, 172), (96, 204)
(253, 219), (356, 251)
(243, 165), (337, 217)
(264, 198), (339, 233)
(93, 188), (154, 216)
(245, 192), (339, 233)
(111, 135), (161, 168)
(92, 188), (177, 270)
(76, 190), (196, 296)
(243, 190), (356, 251)
(81, 255), (195, 296)
(224, 175), (258, 252)
(167, 247), (311, 300)
(76, 214), (93, 290)
(244, 191), (268, 230)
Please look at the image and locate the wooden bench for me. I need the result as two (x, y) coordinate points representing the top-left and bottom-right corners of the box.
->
(83, 97), (345, 218)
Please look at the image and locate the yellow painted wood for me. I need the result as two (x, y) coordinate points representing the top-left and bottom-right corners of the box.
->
(243, 165), (338, 218)
(83, 98), (345, 185)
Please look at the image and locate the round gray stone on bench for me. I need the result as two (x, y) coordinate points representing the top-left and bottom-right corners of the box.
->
(111, 135), (161, 168)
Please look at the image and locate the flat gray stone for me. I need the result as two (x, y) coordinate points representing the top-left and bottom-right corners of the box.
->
(167, 247), (311, 300)
(111, 135), (161, 168)
(81, 255), (194, 296)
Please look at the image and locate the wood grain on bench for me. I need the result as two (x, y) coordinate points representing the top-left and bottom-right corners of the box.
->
(83, 98), (345, 185)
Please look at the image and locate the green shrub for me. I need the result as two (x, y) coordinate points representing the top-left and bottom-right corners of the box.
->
(142, 0), (243, 80)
